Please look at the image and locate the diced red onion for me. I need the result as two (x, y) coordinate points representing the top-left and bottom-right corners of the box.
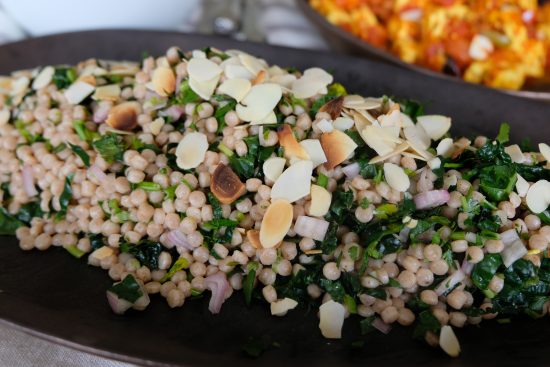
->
(294, 216), (329, 241)
(372, 318), (392, 334)
(461, 259), (474, 275)
(342, 162), (360, 179)
(160, 105), (185, 121)
(106, 290), (133, 315)
(165, 229), (193, 250)
(502, 240), (527, 268)
(22, 165), (38, 197)
(88, 164), (107, 182)
(413, 190), (450, 210)
(500, 229), (520, 247)
(435, 270), (465, 296)
(93, 104), (110, 123)
(204, 272), (231, 314)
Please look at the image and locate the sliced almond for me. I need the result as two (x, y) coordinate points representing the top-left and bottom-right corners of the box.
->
(78, 75), (97, 86)
(188, 58), (223, 82)
(319, 96), (344, 120)
(369, 142), (410, 164)
(149, 117), (165, 136)
(436, 138), (455, 157)
(304, 249), (323, 255)
(515, 174), (529, 197)
(333, 117), (354, 131)
(263, 157), (286, 182)
(105, 101), (140, 131)
(271, 160), (313, 203)
(299, 139), (327, 168)
(539, 143), (550, 162)
(440, 325), (461, 357)
(259, 199), (293, 248)
(271, 298), (298, 316)
(64, 81), (95, 105)
(92, 84), (121, 101)
(400, 112), (414, 127)
(217, 78), (251, 102)
(89, 246), (114, 261)
(309, 184), (331, 217)
(0, 109), (10, 125)
(378, 108), (401, 127)
(225, 63), (255, 80)
(269, 73), (297, 89)
(362, 126), (395, 156)
(32, 66), (54, 90)
(11, 76), (30, 95)
(291, 68), (333, 99)
(211, 163), (246, 204)
(320, 130), (358, 169)
(278, 124), (310, 161)
(246, 230), (262, 249)
(252, 70), (267, 85)
(428, 157), (442, 169)
(189, 75), (220, 100)
(175, 132), (208, 170)
(343, 95), (381, 110)
(236, 83), (282, 122)
(504, 144), (524, 163)
(251, 110), (277, 125)
(417, 115), (451, 140)
(526, 180), (550, 213)
(403, 124), (430, 150)
(238, 53), (267, 76)
(384, 163), (410, 192)
(151, 67), (176, 96)
(319, 300), (345, 339)
(407, 138), (434, 161)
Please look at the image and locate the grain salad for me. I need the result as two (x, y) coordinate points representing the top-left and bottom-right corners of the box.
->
(1, 46), (550, 357)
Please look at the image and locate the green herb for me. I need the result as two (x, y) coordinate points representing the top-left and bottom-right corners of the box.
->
(160, 257), (190, 283)
(202, 47), (230, 60)
(15, 120), (44, 144)
(360, 316), (376, 335)
(52, 67), (77, 89)
(0, 207), (23, 235)
(65, 245), (86, 259)
(471, 254), (502, 290)
(413, 310), (441, 340)
(400, 99), (425, 122)
(327, 189), (354, 221)
(309, 82), (347, 117)
(244, 261), (259, 306)
(319, 278), (346, 302)
(317, 173), (329, 188)
(72, 120), (98, 143)
(348, 245), (360, 261)
(374, 203), (397, 219)
(52, 143), (67, 154)
(130, 136), (161, 154)
(201, 218), (238, 247)
(92, 133), (126, 163)
(107, 199), (130, 222)
(134, 182), (162, 192)
(478, 165), (517, 202)
(54, 174), (74, 221)
(496, 122), (510, 144)
(343, 294), (357, 313)
(120, 240), (163, 269)
(68, 143), (90, 167)
(15, 201), (44, 225)
(208, 192), (223, 220)
(214, 98), (237, 133)
(108, 274), (143, 303)
(172, 79), (201, 105)
(88, 233), (106, 250)
(318, 222), (338, 254)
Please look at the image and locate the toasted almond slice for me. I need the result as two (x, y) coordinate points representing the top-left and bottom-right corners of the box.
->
(333, 117), (354, 131)
(362, 126), (395, 156)
(319, 300), (345, 339)
(64, 81), (95, 105)
(188, 58), (223, 82)
(247, 230), (262, 249)
(539, 143), (550, 162)
(236, 83), (282, 122)
(217, 78), (251, 102)
(0, 109), (10, 125)
(211, 163), (246, 204)
(436, 138), (455, 157)
(259, 199), (293, 248)
(152, 67), (176, 96)
(175, 132), (208, 170)
(369, 142), (410, 164)
(403, 124), (430, 150)
(378, 108), (401, 127)
(263, 157), (286, 182)
(417, 115), (451, 140)
(271, 298), (298, 316)
(189, 75), (220, 100)
(271, 160), (313, 203)
(252, 70), (267, 85)
(515, 174), (529, 197)
(92, 84), (121, 101)
(440, 325), (461, 357)
(319, 96), (344, 120)
(78, 75), (97, 86)
(526, 180), (550, 213)
(278, 124), (310, 161)
(32, 66), (54, 90)
(304, 249), (323, 255)
(107, 61), (140, 75)
(320, 130), (358, 169)
(504, 144), (525, 163)
(105, 101), (140, 131)
(309, 184), (331, 217)
(299, 139), (327, 168)
(384, 163), (410, 192)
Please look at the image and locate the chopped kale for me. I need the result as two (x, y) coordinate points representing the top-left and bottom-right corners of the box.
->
(108, 274), (143, 303)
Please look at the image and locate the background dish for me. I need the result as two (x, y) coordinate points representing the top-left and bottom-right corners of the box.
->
(297, 0), (550, 102)
(0, 30), (550, 367)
